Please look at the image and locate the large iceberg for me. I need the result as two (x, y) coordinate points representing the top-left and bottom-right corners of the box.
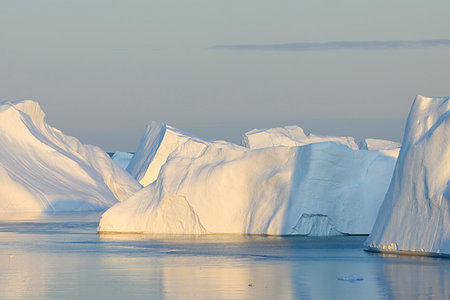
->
(242, 125), (359, 150)
(99, 124), (396, 235)
(126, 121), (244, 187)
(365, 95), (450, 256)
(0, 100), (141, 212)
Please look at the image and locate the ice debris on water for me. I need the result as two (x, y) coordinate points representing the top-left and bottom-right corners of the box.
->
(338, 275), (364, 282)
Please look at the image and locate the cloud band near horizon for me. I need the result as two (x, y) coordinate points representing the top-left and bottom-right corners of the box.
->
(210, 39), (450, 51)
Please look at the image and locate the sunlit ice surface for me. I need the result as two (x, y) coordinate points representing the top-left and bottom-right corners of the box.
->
(0, 212), (448, 299)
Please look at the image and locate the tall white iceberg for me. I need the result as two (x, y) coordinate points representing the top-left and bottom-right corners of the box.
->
(365, 95), (450, 256)
(0, 100), (141, 213)
(99, 124), (396, 235)
(242, 125), (359, 150)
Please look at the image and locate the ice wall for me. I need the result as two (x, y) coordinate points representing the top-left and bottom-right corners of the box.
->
(112, 152), (134, 169)
(365, 95), (450, 255)
(99, 125), (396, 235)
(0, 100), (141, 212)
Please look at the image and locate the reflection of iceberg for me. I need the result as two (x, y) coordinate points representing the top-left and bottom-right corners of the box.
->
(366, 95), (450, 256)
(161, 257), (295, 300)
(0, 100), (141, 212)
(374, 254), (450, 299)
(98, 234), (297, 300)
(0, 250), (47, 299)
(99, 124), (396, 235)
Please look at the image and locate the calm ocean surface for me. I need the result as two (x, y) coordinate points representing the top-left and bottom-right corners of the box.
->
(0, 212), (448, 300)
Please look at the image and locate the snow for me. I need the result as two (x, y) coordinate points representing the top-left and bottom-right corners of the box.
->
(359, 138), (401, 159)
(365, 95), (450, 255)
(99, 124), (396, 235)
(112, 152), (134, 169)
(242, 125), (359, 150)
(0, 100), (141, 213)
(126, 121), (244, 187)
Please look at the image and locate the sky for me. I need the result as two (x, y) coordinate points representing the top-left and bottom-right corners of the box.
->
(1, 0), (450, 151)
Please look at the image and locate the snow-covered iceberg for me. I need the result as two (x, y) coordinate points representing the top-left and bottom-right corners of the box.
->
(359, 138), (401, 159)
(99, 124), (396, 235)
(0, 100), (141, 213)
(111, 151), (134, 169)
(242, 125), (359, 150)
(126, 121), (244, 187)
(365, 95), (450, 256)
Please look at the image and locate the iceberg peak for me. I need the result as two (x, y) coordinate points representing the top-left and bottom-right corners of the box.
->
(365, 95), (450, 256)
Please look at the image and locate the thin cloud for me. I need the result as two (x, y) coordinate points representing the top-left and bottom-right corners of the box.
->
(210, 39), (450, 51)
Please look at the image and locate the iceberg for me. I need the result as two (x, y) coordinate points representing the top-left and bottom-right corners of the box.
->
(242, 125), (359, 150)
(365, 95), (450, 256)
(126, 121), (244, 187)
(359, 138), (401, 159)
(111, 151), (134, 169)
(99, 124), (396, 235)
(0, 100), (141, 213)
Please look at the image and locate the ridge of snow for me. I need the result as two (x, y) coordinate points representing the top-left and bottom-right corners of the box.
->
(242, 125), (360, 150)
(126, 121), (244, 186)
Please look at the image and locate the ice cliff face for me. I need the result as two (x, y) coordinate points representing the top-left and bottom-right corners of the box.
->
(242, 125), (359, 150)
(0, 100), (141, 212)
(99, 125), (397, 235)
(365, 95), (450, 255)
(112, 152), (134, 169)
(126, 121), (244, 187)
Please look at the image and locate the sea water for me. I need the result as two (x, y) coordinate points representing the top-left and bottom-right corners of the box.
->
(0, 212), (448, 299)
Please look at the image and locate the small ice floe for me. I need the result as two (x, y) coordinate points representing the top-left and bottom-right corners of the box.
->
(338, 275), (364, 282)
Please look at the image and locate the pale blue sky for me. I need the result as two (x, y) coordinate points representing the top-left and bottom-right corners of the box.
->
(1, 1), (450, 151)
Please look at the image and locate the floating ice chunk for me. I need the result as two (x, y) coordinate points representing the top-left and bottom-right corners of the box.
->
(365, 95), (450, 256)
(242, 125), (359, 150)
(338, 276), (364, 282)
(0, 100), (141, 213)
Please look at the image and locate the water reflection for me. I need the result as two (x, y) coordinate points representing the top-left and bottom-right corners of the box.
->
(373, 254), (450, 300)
(0, 250), (47, 299)
(100, 255), (296, 299)
(0, 214), (449, 300)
